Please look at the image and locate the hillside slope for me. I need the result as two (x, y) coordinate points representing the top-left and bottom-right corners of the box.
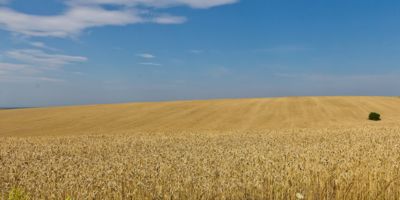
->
(1, 96), (400, 136)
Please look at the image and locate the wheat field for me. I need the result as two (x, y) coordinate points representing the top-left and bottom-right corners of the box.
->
(1, 96), (400, 199)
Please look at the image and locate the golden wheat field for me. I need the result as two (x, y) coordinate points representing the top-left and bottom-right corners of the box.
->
(1, 96), (400, 199)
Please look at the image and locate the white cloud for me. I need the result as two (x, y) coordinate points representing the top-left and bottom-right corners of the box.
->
(29, 42), (46, 48)
(6, 49), (87, 68)
(29, 42), (58, 51)
(0, 6), (142, 37)
(136, 53), (155, 59)
(0, 62), (42, 82)
(0, 0), (238, 37)
(152, 15), (187, 24)
(0, 62), (34, 73)
(67, 0), (238, 9)
(139, 62), (162, 66)
(0, 49), (87, 82)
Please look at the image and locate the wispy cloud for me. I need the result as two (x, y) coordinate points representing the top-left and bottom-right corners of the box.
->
(6, 49), (87, 68)
(29, 42), (47, 48)
(0, 0), (238, 37)
(0, 49), (87, 82)
(67, 0), (238, 9)
(29, 42), (58, 51)
(0, 62), (35, 73)
(136, 53), (155, 59)
(139, 62), (162, 66)
(152, 15), (187, 24)
(0, 62), (63, 82)
(0, 7), (142, 37)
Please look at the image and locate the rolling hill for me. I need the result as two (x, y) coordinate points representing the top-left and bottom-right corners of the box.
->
(1, 96), (400, 136)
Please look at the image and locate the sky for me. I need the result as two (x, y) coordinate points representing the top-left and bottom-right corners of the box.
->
(0, 0), (400, 107)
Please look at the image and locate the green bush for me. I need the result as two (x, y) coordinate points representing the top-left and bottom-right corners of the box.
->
(369, 112), (381, 121)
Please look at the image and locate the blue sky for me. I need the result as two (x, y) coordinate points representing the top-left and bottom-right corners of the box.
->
(0, 0), (400, 107)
